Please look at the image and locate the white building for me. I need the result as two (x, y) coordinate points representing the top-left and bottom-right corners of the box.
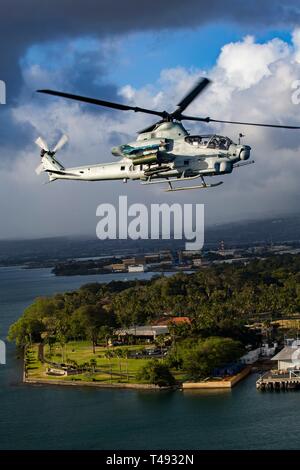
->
(128, 264), (144, 273)
(260, 342), (277, 357)
(115, 325), (168, 340)
(240, 348), (261, 364)
(271, 346), (300, 371)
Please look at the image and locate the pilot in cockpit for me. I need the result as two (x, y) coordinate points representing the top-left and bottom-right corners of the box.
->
(192, 136), (202, 146)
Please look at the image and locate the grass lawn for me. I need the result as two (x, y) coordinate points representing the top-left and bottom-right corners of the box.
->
(25, 341), (184, 385)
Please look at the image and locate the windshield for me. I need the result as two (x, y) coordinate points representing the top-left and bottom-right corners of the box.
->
(185, 135), (232, 150)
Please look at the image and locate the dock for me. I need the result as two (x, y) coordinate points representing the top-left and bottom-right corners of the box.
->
(182, 366), (251, 389)
(256, 369), (300, 390)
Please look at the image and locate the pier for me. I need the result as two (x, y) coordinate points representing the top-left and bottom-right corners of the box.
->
(256, 369), (300, 390)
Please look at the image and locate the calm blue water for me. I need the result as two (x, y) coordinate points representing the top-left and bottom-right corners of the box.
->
(1, 266), (300, 450)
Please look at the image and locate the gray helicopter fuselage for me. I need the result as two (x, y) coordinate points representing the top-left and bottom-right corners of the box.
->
(35, 75), (299, 189)
(39, 121), (251, 183)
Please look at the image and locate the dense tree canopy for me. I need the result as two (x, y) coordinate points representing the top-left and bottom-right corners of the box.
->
(8, 254), (300, 348)
(178, 337), (243, 380)
(136, 360), (176, 387)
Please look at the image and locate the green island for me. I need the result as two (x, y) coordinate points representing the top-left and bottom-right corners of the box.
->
(9, 254), (300, 388)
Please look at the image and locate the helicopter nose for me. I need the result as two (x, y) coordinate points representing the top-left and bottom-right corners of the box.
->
(239, 145), (251, 160)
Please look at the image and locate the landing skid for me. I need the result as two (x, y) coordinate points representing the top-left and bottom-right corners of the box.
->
(141, 174), (223, 191)
(165, 180), (223, 192)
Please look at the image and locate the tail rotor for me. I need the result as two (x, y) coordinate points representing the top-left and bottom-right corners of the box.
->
(35, 134), (68, 156)
(35, 134), (68, 176)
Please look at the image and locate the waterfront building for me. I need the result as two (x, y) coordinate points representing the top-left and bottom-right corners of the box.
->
(240, 348), (261, 364)
(115, 325), (169, 340)
(271, 346), (300, 371)
(110, 263), (126, 272)
(128, 264), (145, 273)
(260, 342), (277, 357)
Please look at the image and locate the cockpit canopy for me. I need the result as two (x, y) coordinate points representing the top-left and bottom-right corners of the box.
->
(185, 134), (232, 150)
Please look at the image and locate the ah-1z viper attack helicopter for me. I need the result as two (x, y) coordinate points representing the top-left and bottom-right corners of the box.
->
(35, 78), (300, 191)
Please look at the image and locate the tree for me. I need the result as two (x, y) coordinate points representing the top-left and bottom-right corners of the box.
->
(72, 304), (112, 353)
(115, 348), (124, 377)
(104, 350), (114, 383)
(90, 358), (97, 373)
(137, 360), (176, 387)
(56, 321), (69, 363)
(99, 325), (113, 348)
(120, 348), (129, 382)
(155, 334), (166, 356)
(68, 359), (79, 369)
(181, 336), (244, 380)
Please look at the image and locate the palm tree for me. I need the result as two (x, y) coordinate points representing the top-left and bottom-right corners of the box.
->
(68, 359), (79, 370)
(120, 349), (129, 382)
(115, 349), (123, 378)
(80, 362), (90, 372)
(104, 350), (114, 383)
(90, 358), (97, 373)
(99, 326), (113, 349)
(56, 331), (67, 364)
(155, 335), (166, 357)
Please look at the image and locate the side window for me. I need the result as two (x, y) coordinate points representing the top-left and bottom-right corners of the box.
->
(208, 138), (217, 149)
(120, 166), (125, 171)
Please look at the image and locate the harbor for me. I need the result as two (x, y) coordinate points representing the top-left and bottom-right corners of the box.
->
(256, 370), (300, 390)
(3, 265), (300, 449)
(256, 344), (300, 390)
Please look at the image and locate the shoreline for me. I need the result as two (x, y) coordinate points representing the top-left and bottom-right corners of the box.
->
(23, 345), (252, 391)
(23, 377), (177, 391)
(22, 348), (177, 391)
(182, 366), (252, 389)
(23, 366), (251, 391)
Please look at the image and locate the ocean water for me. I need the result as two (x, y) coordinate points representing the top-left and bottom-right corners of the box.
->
(0, 266), (300, 450)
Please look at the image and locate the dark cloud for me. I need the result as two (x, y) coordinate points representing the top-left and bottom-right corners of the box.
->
(1, 0), (298, 151)
(0, 37), (120, 152)
(1, 0), (300, 98)
(0, 109), (35, 158)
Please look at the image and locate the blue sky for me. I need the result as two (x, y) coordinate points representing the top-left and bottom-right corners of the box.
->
(107, 25), (293, 88)
(23, 23), (293, 94)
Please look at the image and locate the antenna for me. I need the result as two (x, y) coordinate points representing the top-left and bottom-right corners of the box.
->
(238, 133), (245, 145)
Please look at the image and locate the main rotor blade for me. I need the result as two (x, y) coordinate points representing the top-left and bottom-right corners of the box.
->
(37, 90), (167, 118)
(172, 78), (211, 118)
(181, 115), (300, 129)
(138, 120), (164, 134)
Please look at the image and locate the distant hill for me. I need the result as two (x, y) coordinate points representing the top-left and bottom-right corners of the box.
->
(205, 214), (300, 247)
(1, 213), (300, 264)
